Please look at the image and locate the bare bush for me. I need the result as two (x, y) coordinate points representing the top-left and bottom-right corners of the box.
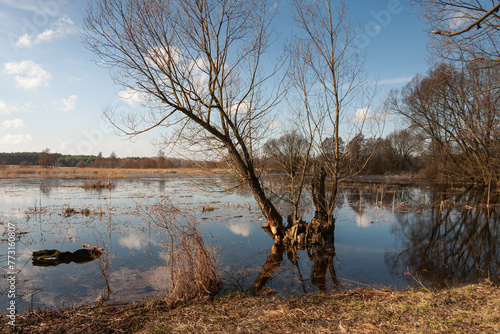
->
(142, 198), (220, 304)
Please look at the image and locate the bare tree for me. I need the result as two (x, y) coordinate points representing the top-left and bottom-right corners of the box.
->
(108, 151), (119, 168)
(92, 152), (106, 168)
(387, 128), (424, 171)
(387, 63), (500, 189)
(263, 130), (310, 177)
(84, 0), (286, 239)
(38, 148), (54, 168)
(289, 0), (380, 226)
(263, 129), (312, 223)
(413, 0), (500, 71)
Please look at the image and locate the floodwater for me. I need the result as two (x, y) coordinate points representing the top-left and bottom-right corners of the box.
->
(1, 174), (499, 314)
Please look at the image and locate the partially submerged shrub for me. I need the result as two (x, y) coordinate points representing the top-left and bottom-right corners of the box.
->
(63, 206), (78, 217)
(81, 180), (114, 190)
(62, 206), (100, 217)
(202, 204), (216, 212)
(142, 198), (220, 304)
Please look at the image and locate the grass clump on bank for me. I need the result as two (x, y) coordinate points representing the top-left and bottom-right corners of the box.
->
(142, 197), (221, 304)
(13, 282), (500, 333)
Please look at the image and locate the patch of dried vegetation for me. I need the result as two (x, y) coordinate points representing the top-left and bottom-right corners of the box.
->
(142, 198), (221, 305)
(0, 166), (229, 179)
(13, 283), (500, 333)
(80, 180), (114, 190)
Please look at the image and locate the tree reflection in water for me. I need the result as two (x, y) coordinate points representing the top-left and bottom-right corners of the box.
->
(386, 188), (500, 288)
(251, 242), (339, 294)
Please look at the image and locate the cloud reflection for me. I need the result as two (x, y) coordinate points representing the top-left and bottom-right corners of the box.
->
(355, 212), (374, 228)
(227, 222), (252, 237)
(118, 233), (149, 250)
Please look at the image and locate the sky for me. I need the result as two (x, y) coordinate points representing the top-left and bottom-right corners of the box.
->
(0, 0), (431, 158)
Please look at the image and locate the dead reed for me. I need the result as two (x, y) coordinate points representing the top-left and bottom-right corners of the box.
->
(142, 197), (220, 305)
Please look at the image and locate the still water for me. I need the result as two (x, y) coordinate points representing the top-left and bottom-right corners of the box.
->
(1, 174), (499, 313)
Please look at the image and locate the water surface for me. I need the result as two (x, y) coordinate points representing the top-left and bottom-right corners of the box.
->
(1, 175), (499, 313)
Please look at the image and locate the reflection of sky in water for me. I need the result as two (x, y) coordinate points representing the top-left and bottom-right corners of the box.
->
(227, 222), (253, 237)
(1, 176), (496, 314)
(119, 233), (152, 250)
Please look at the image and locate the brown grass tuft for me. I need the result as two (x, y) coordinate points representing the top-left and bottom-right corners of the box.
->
(143, 198), (221, 305)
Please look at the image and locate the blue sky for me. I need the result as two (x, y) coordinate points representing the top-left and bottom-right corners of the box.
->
(0, 0), (430, 158)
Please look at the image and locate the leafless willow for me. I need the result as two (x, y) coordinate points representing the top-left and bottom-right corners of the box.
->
(288, 0), (382, 226)
(84, 0), (286, 239)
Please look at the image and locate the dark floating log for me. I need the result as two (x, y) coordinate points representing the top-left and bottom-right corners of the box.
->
(32, 244), (102, 267)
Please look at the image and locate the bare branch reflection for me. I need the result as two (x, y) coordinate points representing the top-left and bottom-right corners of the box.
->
(386, 189), (500, 288)
(251, 242), (339, 294)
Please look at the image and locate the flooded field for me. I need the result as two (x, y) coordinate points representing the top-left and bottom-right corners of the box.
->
(1, 174), (499, 314)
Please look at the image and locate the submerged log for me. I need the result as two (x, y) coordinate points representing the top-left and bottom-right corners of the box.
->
(32, 244), (102, 267)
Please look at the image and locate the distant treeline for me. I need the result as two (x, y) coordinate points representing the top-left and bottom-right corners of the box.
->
(0, 151), (226, 169)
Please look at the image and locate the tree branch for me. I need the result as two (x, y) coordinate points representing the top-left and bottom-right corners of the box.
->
(431, 2), (500, 36)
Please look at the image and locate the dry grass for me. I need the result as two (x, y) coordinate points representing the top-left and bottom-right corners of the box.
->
(202, 203), (216, 212)
(81, 180), (114, 190)
(142, 198), (221, 305)
(13, 283), (500, 333)
(0, 166), (229, 179)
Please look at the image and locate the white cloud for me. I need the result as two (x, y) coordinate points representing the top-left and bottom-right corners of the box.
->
(0, 100), (18, 115)
(0, 0), (42, 13)
(54, 94), (78, 112)
(4, 60), (52, 89)
(355, 108), (375, 122)
(229, 101), (250, 115)
(188, 144), (203, 151)
(147, 45), (182, 68)
(36, 29), (56, 42)
(0, 134), (33, 145)
(117, 88), (145, 105)
(1, 118), (25, 129)
(15, 34), (32, 48)
(268, 120), (282, 129)
(448, 10), (472, 31)
(377, 76), (413, 86)
(15, 16), (75, 48)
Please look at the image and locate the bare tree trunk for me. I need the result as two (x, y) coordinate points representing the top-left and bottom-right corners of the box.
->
(310, 166), (328, 222)
(247, 168), (284, 239)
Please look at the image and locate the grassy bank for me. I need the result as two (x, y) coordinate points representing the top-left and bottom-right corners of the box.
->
(11, 283), (500, 333)
(0, 166), (227, 179)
